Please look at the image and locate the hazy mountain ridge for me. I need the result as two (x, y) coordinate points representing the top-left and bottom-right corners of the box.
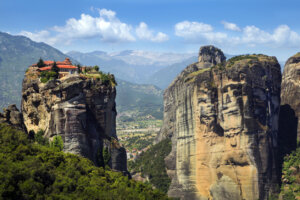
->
(69, 50), (195, 66)
(67, 50), (196, 85)
(116, 78), (163, 119)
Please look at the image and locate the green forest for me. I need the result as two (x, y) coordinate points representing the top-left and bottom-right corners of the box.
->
(128, 138), (172, 194)
(0, 123), (170, 200)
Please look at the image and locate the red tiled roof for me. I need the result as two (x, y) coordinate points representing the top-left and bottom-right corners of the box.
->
(57, 65), (77, 69)
(44, 61), (54, 65)
(33, 58), (72, 66)
(39, 65), (77, 71)
(39, 67), (52, 71)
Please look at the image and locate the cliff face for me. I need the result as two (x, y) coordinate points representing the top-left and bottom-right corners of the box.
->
(159, 46), (281, 200)
(0, 104), (25, 130)
(281, 52), (300, 141)
(21, 69), (127, 173)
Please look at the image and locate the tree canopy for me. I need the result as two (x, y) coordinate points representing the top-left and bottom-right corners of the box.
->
(0, 123), (170, 200)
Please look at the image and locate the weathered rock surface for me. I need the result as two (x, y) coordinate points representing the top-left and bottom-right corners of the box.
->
(158, 46), (281, 200)
(21, 71), (127, 173)
(281, 52), (300, 141)
(0, 104), (25, 130)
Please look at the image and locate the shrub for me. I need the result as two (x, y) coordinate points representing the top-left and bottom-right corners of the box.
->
(40, 71), (58, 83)
(35, 129), (49, 146)
(50, 135), (63, 151)
(94, 65), (99, 72)
(103, 147), (111, 167)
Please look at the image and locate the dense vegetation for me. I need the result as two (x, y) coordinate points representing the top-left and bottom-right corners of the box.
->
(82, 66), (117, 87)
(279, 147), (300, 199)
(121, 134), (155, 152)
(0, 123), (169, 200)
(128, 139), (172, 193)
(226, 54), (259, 68)
(40, 71), (58, 83)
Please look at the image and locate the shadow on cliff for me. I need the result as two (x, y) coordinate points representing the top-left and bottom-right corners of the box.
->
(277, 104), (298, 183)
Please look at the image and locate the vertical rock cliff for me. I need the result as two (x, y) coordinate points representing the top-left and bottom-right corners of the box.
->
(281, 52), (300, 141)
(21, 70), (127, 173)
(159, 46), (281, 200)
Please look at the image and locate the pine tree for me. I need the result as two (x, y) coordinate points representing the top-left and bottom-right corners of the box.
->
(94, 65), (99, 72)
(50, 135), (63, 151)
(51, 62), (59, 78)
(37, 58), (45, 68)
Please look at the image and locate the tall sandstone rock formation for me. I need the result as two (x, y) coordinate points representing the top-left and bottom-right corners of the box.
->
(159, 46), (281, 200)
(21, 70), (127, 173)
(281, 52), (300, 141)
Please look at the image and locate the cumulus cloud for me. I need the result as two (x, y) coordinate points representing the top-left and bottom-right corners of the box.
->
(52, 9), (135, 43)
(19, 8), (168, 45)
(221, 21), (241, 31)
(136, 22), (169, 42)
(175, 21), (213, 37)
(19, 30), (58, 45)
(175, 20), (300, 48)
(175, 21), (229, 43)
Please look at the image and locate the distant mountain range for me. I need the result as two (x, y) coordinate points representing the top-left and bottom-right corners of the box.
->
(0, 32), (75, 109)
(67, 50), (196, 87)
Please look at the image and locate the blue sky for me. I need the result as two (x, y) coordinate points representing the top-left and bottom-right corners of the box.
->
(1, 0), (300, 61)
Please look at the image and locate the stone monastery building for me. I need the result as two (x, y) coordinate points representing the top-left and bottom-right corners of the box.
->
(33, 58), (78, 78)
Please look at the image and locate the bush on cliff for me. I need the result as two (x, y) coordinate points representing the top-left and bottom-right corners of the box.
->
(50, 135), (64, 151)
(280, 147), (300, 199)
(128, 138), (172, 193)
(0, 123), (169, 200)
(40, 71), (58, 83)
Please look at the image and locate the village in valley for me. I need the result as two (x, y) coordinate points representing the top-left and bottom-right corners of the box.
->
(117, 116), (162, 161)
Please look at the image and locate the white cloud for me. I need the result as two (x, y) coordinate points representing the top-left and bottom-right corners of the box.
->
(175, 21), (213, 37)
(221, 21), (241, 31)
(175, 20), (300, 48)
(136, 22), (169, 42)
(52, 9), (135, 43)
(18, 8), (169, 46)
(272, 25), (300, 46)
(175, 21), (229, 43)
(19, 30), (58, 45)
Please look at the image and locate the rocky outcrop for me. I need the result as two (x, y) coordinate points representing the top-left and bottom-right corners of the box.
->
(281, 52), (300, 141)
(0, 104), (25, 130)
(158, 46), (281, 200)
(21, 70), (127, 173)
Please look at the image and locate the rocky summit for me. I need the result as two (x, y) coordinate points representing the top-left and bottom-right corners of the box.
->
(21, 67), (127, 174)
(158, 46), (281, 200)
(281, 52), (300, 141)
